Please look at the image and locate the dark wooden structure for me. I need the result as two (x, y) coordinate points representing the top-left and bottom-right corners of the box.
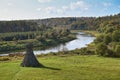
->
(21, 43), (43, 67)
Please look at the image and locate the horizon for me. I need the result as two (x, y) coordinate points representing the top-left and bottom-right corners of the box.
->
(0, 0), (120, 20)
(0, 13), (119, 21)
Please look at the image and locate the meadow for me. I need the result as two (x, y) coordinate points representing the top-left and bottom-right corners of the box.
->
(0, 55), (120, 80)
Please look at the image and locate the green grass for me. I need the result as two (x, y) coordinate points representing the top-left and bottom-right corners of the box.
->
(0, 55), (120, 80)
(71, 30), (101, 37)
(83, 30), (101, 37)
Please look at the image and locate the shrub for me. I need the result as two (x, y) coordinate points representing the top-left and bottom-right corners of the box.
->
(103, 34), (112, 45)
(95, 43), (108, 56)
(112, 30), (120, 42)
(94, 34), (104, 43)
(36, 36), (45, 42)
(114, 45), (120, 57)
(0, 57), (10, 61)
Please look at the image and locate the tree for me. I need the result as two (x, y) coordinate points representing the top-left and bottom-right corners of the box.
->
(36, 36), (45, 42)
(112, 30), (120, 42)
(105, 27), (114, 33)
(103, 34), (112, 45)
(94, 34), (104, 43)
(95, 43), (108, 56)
(114, 45), (120, 57)
(13, 37), (17, 42)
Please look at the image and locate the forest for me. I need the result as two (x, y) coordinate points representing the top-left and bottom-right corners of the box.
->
(0, 13), (120, 33)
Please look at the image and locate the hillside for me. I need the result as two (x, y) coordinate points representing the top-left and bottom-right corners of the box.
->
(0, 55), (120, 80)
(0, 13), (120, 54)
(0, 13), (120, 33)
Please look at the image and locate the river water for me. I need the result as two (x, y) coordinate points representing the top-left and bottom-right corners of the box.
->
(0, 32), (95, 56)
(34, 32), (95, 55)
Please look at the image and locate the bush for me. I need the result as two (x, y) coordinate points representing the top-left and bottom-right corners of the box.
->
(0, 57), (10, 61)
(114, 45), (120, 57)
(112, 30), (120, 42)
(95, 43), (108, 56)
(105, 26), (114, 33)
(103, 34), (112, 45)
(94, 34), (104, 43)
(36, 36), (45, 42)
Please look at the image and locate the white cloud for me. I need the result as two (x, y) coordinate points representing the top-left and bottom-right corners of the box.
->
(70, 1), (89, 10)
(38, 0), (53, 3)
(7, 2), (13, 6)
(45, 6), (56, 14)
(103, 2), (112, 7)
(36, 6), (67, 14)
(36, 6), (55, 14)
(56, 6), (68, 14)
(37, 1), (89, 15)
(36, 8), (42, 11)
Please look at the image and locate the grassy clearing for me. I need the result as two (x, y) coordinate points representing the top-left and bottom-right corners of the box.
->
(71, 30), (82, 33)
(83, 30), (101, 37)
(71, 30), (101, 37)
(0, 55), (120, 80)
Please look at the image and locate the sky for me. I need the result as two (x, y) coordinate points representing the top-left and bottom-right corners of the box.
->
(0, 0), (120, 20)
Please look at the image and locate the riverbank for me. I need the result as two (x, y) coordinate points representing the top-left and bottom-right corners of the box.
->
(0, 31), (96, 56)
(0, 30), (98, 54)
(71, 30), (101, 37)
(0, 55), (120, 80)
(83, 30), (101, 37)
(0, 33), (76, 54)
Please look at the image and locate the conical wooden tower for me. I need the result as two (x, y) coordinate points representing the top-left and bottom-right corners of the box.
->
(21, 43), (43, 67)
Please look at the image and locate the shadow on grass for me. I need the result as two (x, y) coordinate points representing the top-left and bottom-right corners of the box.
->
(21, 63), (61, 70)
(31, 65), (61, 70)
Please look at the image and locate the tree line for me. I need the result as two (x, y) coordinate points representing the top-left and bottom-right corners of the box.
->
(0, 13), (120, 33)
(95, 19), (120, 57)
(0, 28), (73, 52)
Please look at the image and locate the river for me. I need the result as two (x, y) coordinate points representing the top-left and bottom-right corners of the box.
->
(34, 32), (95, 55)
(0, 32), (95, 56)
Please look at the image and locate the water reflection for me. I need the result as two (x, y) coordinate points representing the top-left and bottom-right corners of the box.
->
(0, 32), (95, 56)
(34, 32), (95, 55)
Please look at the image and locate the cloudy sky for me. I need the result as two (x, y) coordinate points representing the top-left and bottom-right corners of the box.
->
(0, 0), (120, 20)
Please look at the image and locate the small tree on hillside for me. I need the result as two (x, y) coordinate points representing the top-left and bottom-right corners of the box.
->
(114, 45), (120, 57)
(94, 34), (104, 43)
(112, 30), (120, 42)
(95, 43), (108, 56)
(103, 34), (112, 45)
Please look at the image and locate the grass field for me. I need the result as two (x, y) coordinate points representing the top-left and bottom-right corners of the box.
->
(83, 31), (101, 37)
(71, 30), (101, 37)
(0, 55), (120, 80)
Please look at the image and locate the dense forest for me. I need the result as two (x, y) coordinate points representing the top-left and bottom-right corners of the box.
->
(0, 28), (75, 52)
(34, 13), (120, 31)
(0, 13), (120, 33)
(94, 15), (120, 57)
